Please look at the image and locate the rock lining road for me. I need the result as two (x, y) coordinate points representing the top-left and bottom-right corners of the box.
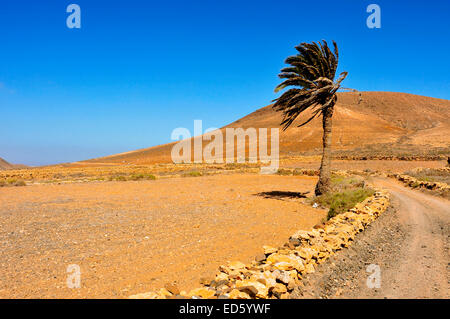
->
(293, 178), (449, 298)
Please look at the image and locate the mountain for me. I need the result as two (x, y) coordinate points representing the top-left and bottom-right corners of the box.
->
(78, 92), (450, 165)
(0, 158), (15, 170)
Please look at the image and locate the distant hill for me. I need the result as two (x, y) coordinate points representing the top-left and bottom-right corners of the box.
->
(77, 92), (450, 165)
(0, 157), (27, 170)
(0, 158), (14, 170)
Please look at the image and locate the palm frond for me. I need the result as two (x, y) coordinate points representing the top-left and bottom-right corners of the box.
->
(273, 40), (350, 130)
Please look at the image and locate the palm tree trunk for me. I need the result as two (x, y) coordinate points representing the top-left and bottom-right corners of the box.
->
(315, 106), (334, 196)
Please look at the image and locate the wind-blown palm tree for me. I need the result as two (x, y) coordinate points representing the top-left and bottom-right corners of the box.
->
(273, 40), (348, 196)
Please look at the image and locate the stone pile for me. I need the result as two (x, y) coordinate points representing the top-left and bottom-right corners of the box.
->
(129, 187), (390, 299)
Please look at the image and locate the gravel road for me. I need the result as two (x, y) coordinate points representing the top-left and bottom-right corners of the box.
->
(293, 178), (449, 299)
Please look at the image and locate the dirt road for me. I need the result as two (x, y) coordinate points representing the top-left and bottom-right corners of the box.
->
(294, 178), (449, 299)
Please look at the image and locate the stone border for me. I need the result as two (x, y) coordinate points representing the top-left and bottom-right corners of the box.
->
(276, 168), (319, 176)
(387, 172), (449, 193)
(276, 168), (378, 178)
(129, 186), (390, 299)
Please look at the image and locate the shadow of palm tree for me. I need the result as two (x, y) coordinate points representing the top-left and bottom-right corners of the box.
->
(255, 191), (310, 200)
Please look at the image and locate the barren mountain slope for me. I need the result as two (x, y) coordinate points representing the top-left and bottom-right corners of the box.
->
(80, 92), (450, 165)
(0, 158), (14, 170)
(0, 158), (27, 170)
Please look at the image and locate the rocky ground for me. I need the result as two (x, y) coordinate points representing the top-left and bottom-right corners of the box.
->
(292, 178), (449, 299)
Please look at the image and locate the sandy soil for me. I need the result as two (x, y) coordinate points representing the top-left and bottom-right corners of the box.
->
(293, 178), (449, 299)
(0, 174), (325, 298)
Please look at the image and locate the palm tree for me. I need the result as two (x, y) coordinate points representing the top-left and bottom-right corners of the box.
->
(273, 40), (348, 195)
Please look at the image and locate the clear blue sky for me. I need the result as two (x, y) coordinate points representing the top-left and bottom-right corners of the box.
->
(1, 0), (449, 166)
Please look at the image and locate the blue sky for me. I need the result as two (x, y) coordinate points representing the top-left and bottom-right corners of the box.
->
(1, 0), (449, 166)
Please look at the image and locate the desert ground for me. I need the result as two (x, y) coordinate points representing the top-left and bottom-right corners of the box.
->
(0, 173), (326, 298)
(1, 158), (448, 298)
(0, 91), (448, 299)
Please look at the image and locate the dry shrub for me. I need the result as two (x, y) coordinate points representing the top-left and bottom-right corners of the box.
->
(310, 173), (374, 220)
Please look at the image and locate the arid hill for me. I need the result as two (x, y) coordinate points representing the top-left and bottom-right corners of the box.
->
(0, 158), (14, 170)
(0, 158), (27, 170)
(78, 92), (450, 165)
